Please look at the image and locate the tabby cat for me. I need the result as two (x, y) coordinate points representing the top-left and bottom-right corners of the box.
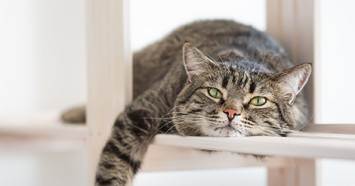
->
(62, 20), (312, 186)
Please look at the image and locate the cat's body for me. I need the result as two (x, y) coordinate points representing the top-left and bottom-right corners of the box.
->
(63, 20), (312, 186)
(133, 20), (293, 99)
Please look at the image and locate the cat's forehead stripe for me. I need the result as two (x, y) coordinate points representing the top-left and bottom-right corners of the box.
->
(241, 73), (249, 88)
(232, 75), (237, 84)
(249, 82), (256, 93)
(222, 75), (229, 88)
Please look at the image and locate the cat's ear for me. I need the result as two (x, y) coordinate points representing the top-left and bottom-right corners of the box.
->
(274, 63), (312, 105)
(183, 42), (217, 82)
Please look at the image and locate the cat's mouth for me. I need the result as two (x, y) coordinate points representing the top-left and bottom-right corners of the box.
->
(214, 123), (243, 136)
(214, 123), (234, 131)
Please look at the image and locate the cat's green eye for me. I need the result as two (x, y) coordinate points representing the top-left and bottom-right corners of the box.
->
(250, 97), (267, 106)
(208, 88), (223, 99)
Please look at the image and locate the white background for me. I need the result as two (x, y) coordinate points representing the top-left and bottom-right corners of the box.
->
(0, 0), (355, 186)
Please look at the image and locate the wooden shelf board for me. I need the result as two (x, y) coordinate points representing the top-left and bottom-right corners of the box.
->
(0, 136), (86, 153)
(152, 133), (355, 160)
(0, 123), (87, 139)
(141, 144), (294, 172)
(1, 113), (354, 161)
(302, 124), (355, 134)
(0, 113), (87, 139)
(0, 113), (87, 153)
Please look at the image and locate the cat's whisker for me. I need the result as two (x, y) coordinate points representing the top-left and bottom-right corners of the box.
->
(164, 125), (177, 134)
(148, 120), (176, 139)
(128, 124), (150, 135)
(254, 126), (280, 136)
(144, 105), (181, 122)
(240, 120), (256, 126)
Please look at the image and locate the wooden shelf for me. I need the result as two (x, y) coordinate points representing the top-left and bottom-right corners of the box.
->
(141, 144), (294, 172)
(302, 124), (355, 134)
(1, 113), (354, 160)
(0, 113), (87, 153)
(0, 113), (87, 139)
(0, 123), (87, 139)
(0, 136), (86, 153)
(151, 133), (355, 160)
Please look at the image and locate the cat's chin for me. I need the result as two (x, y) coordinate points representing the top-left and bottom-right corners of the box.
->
(217, 130), (245, 137)
(202, 126), (246, 137)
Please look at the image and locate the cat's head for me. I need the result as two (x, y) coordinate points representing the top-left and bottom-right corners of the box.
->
(173, 42), (312, 137)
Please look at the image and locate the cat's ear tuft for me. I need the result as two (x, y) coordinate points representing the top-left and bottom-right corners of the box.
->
(182, 42), (217, 82)
(274, 63), (312, 105)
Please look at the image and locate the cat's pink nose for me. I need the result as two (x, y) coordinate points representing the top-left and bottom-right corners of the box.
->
(223, 108), (240, 120)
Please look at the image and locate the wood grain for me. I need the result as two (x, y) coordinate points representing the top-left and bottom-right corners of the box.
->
(86, 0), (132, 185)
(141, 145), (294, 172)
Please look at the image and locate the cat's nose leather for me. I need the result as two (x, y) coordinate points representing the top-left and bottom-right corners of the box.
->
(223, 108), (240, 120)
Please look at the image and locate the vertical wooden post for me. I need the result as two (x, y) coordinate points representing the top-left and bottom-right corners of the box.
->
(267, 158), (319, 186)
(266, 0), (320, 185)
(267, 0), (318, 116)
(86, 0), (131, 185)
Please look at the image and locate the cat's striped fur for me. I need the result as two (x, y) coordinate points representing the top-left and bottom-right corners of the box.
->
(63, 20), (312, 185)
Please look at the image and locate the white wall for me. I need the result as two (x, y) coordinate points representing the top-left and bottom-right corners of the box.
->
(0, 0), (86, 115)
(130, 0), (266, 51)
(318, 0), (355, 124)
(0, 1), (86, 186)
(135, 167), (266, 186)
(317, 1), (355, 184)
(0, 151), (86, 186)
